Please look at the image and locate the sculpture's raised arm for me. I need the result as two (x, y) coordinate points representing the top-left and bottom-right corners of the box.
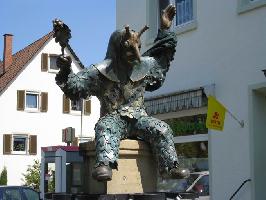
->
(53, 19), (101, 101)
(143, 5), (177, 91)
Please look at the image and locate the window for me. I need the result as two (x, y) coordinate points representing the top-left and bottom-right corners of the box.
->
(13, 135), (27, 154)
(170, 0), (197, 34)
(238, 0), (266, 13)
(41, 53), (60, 72)
(17, 90), (48, 112)
(3, 134), (37, 155)
(71, 99), (83, 112)
(147, 0), (197, 43)
(49, 54), (59, 71)
(62, 94), (91, 115)
(26, 91), (39, 111)
(174, 0), (193, 26)
(13, 136), (26, 152)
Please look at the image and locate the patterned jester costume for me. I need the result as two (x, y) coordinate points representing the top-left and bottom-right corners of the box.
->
(55, 24), (189, 181)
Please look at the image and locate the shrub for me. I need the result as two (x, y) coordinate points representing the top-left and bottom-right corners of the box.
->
(0, 166), (7, 185)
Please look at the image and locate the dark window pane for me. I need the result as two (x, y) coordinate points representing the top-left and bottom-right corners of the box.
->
(13, 136), (26, 151)
(71, 99), (82, 111)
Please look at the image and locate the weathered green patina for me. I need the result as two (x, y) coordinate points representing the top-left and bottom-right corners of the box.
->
(53, 5), (189, 181)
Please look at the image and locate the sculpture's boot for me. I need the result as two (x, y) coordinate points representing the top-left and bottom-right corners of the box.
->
(92, 165), (112, 181)
(160, 162), (190, 179)
(169, 167), (190, 179)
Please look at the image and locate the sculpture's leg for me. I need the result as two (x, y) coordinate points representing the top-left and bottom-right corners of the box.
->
(134, 116), (190, 179)
(93, 114), (128, 181)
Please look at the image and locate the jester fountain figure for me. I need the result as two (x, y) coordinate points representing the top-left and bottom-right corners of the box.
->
(53, 4), (190, 181)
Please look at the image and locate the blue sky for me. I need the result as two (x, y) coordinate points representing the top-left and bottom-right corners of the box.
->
(0, 0), (116, 66)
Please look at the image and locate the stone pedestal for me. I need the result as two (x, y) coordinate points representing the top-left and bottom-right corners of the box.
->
(79, 139), (157, 194)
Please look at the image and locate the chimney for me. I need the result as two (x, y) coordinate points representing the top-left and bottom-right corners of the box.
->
(2, 34), (13, 73)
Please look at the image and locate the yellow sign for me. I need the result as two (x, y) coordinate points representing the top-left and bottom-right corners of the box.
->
(206, 96), (226, 131)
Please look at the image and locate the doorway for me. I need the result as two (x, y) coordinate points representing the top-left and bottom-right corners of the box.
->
(250, 85), (266, 200)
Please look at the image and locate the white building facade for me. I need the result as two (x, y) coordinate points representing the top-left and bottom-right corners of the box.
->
(0, 33), (100, 185)
(117, 0), (266, 199)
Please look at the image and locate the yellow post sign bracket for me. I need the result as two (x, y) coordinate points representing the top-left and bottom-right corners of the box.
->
(206, 96), (244, 131)
(206, 96), (226, 131)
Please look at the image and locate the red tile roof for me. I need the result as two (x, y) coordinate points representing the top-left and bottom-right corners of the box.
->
(0, 31), (84, 94)
(41, 145), (79, 152)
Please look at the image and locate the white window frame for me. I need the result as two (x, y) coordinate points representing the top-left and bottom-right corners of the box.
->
(25, 91), (40, 112)
(48, 54), (59, 73)
(170, 0), (197, 35)
(146, 0), (197, 45)
(12, 134), (28, 155)
(70, 99), (83, 115)
(238, 0), (266, 13)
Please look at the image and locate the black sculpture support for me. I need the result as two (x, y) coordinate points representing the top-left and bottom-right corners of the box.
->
(53, 4), (189, 182)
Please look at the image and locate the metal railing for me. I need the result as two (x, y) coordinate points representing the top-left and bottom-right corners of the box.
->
(145, 89), (207, 115)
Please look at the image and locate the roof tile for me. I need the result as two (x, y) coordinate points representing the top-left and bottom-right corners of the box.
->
(0, 32), (53, 93)
(0, 31), (84, 94)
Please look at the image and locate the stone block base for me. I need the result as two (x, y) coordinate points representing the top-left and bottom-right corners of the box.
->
(79, 139), (157, 194)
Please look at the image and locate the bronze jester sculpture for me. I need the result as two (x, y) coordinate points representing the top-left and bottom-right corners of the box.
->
(53, 5), (189, 181)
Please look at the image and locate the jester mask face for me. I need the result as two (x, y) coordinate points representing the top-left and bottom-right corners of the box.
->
(119, 25), (149, 67)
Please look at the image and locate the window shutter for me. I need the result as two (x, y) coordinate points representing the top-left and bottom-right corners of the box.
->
(29, 135), (37, 155)
(84, 99), (91, 115)
(40, 92), (48, 112)
(63, 94), (70, 113)
(41, 53), (48, 72)
(3, 134), (11, 155)
(17, 90), (25, 111)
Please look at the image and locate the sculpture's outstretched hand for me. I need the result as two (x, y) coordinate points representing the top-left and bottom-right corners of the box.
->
(55, 55), (72, 86)
(56, 55), (72, 69)
(52, 19), (71, 55)
(160, 4), (176, 30)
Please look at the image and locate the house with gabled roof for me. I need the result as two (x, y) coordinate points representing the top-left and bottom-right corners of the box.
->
(0, 32), (100, 185)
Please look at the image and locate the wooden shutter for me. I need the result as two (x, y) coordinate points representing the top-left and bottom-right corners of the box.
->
(84, 99), (91, 115)
(41, 53), (48, 72)
(63, 94), (70, 113)
(40, 92), (48, 112)
(3, 134), (11, 154)
(17, 90), (25, 111)
(29, 135), (37, 155)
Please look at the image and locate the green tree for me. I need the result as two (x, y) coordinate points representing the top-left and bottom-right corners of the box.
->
(0, 166), (7, 185)
(22, 159), (55, 192)
(22, 159), (41, 190)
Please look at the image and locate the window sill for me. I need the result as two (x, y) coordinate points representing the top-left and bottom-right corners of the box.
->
(48, 69), (59, 74)
(70, 110), (82, 116)
(238, 0), (266, 14)
(173, 20), (197, 35)
(24, 109), (40, 113)
(11, 151), (27, 155)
